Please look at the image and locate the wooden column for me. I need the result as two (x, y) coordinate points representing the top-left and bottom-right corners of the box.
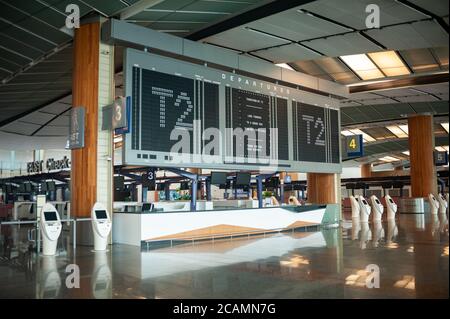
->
(307, 173), (337, 204)
(361, 163), (372, 178)
(71, 22), (100, 217)
(408, 115), (437, 197)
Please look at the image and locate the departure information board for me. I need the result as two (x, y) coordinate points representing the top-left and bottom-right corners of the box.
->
(124, 49), (341, 173)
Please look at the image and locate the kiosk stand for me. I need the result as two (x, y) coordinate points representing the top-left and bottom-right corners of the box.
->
(385, 195), (397, 220)
(91, 203), (112, 251)
(350, 195), (360, 219)
(428, 194), (440, 215)
(358, 195), (372, 223)
(437, 193), (448, 214)
(40, 203), (62, 256)
(370, 195), (384, 221)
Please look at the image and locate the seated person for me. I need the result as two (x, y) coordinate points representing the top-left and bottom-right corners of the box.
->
(288, 196), (301, 206)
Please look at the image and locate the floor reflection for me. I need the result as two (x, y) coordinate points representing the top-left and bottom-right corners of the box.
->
(0, 213), (448, 299)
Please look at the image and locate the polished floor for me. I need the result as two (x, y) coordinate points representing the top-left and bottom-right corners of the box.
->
(0, 212), (448, 299)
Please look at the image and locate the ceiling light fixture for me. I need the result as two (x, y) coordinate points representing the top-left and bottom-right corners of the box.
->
(368, 51), (410, 77)
(387, 125), (408, 138)
(379, 156), (400, 162)
(275, 63), (294, 71)
(340, 54), (385, 80)
(349, 129), (376, 142)
(441, 123), (449, 133)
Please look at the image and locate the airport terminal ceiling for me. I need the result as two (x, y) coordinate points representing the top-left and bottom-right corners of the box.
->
(0, 0), (448, 165)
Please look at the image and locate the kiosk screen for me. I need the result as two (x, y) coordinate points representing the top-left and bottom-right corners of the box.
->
(44, 211), (58, 221)
(95, 210), (108, 219)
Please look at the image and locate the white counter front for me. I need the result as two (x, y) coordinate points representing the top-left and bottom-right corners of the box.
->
(113, 204), (340, 247)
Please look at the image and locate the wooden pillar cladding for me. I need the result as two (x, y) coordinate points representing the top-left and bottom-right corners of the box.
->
(307, 173), (337, 204)
(408, 115), (437, 197)
(71, 22), (100, 217)
(361, 163), (372, 178)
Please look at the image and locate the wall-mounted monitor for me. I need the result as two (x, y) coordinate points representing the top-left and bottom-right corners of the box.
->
(180, 182), (190, 190)
(114, 176), (125, 190)
(24, 182), (32, 192)
(235, 172), (251, 186)
(44, 211), (58, 221)
(210, 172), (227, 185)
(95, 210), (108, 219)
(47, 181), (56, 192)
(264, 177), (279, 188)
(17, 184), (25, 193)
(434, 151), (448, 166)
(123, 49), (341, 173)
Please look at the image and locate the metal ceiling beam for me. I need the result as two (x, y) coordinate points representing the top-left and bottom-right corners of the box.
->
(0, 17), (58, 46)
(186, 0), (317, 41)
(119, 0), (165, 20)
(31, 107), (71, 136)
(349, 73), (449, 94)
(0, 92), (71, 128)
(0, 0), (70, 34)
(395, 0), (449, 33)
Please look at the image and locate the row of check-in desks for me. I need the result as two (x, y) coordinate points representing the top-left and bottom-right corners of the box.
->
(113, 199), (260, 213)
(12, 201), (70, 220)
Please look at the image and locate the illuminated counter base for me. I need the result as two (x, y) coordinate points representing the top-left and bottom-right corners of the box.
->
(112, 205), (340, 247)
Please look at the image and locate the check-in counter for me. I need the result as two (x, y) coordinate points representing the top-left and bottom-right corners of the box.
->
(114, 201), (214, 213)
(112, 204), (340, 247)
(213, 199), (259, 209)
(13, 202), (35, 220)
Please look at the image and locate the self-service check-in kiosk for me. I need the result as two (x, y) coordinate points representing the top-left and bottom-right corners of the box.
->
(428, 194), (439, 215)
(358, 196), (371, 223)
(385, 195), (397, 220)
(40, 203), (62, 256)
(91, 203), (112, 251)
(437, 193), (448, 214)
(370, 195), (384, 222)
(350, 196), (360, 219)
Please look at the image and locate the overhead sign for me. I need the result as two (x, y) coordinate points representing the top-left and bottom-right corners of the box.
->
(123, 49), (342, 173)
(27, 156), (71, 174)
(434, 151), (448, 166)
(112, 97), (128, 129)
(142, 169), (156, 189)
(68, 107), (85, 149)
(103, 97), (129, 131)
(115, 96), (131, 135)
(345, 135), (364, 158)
